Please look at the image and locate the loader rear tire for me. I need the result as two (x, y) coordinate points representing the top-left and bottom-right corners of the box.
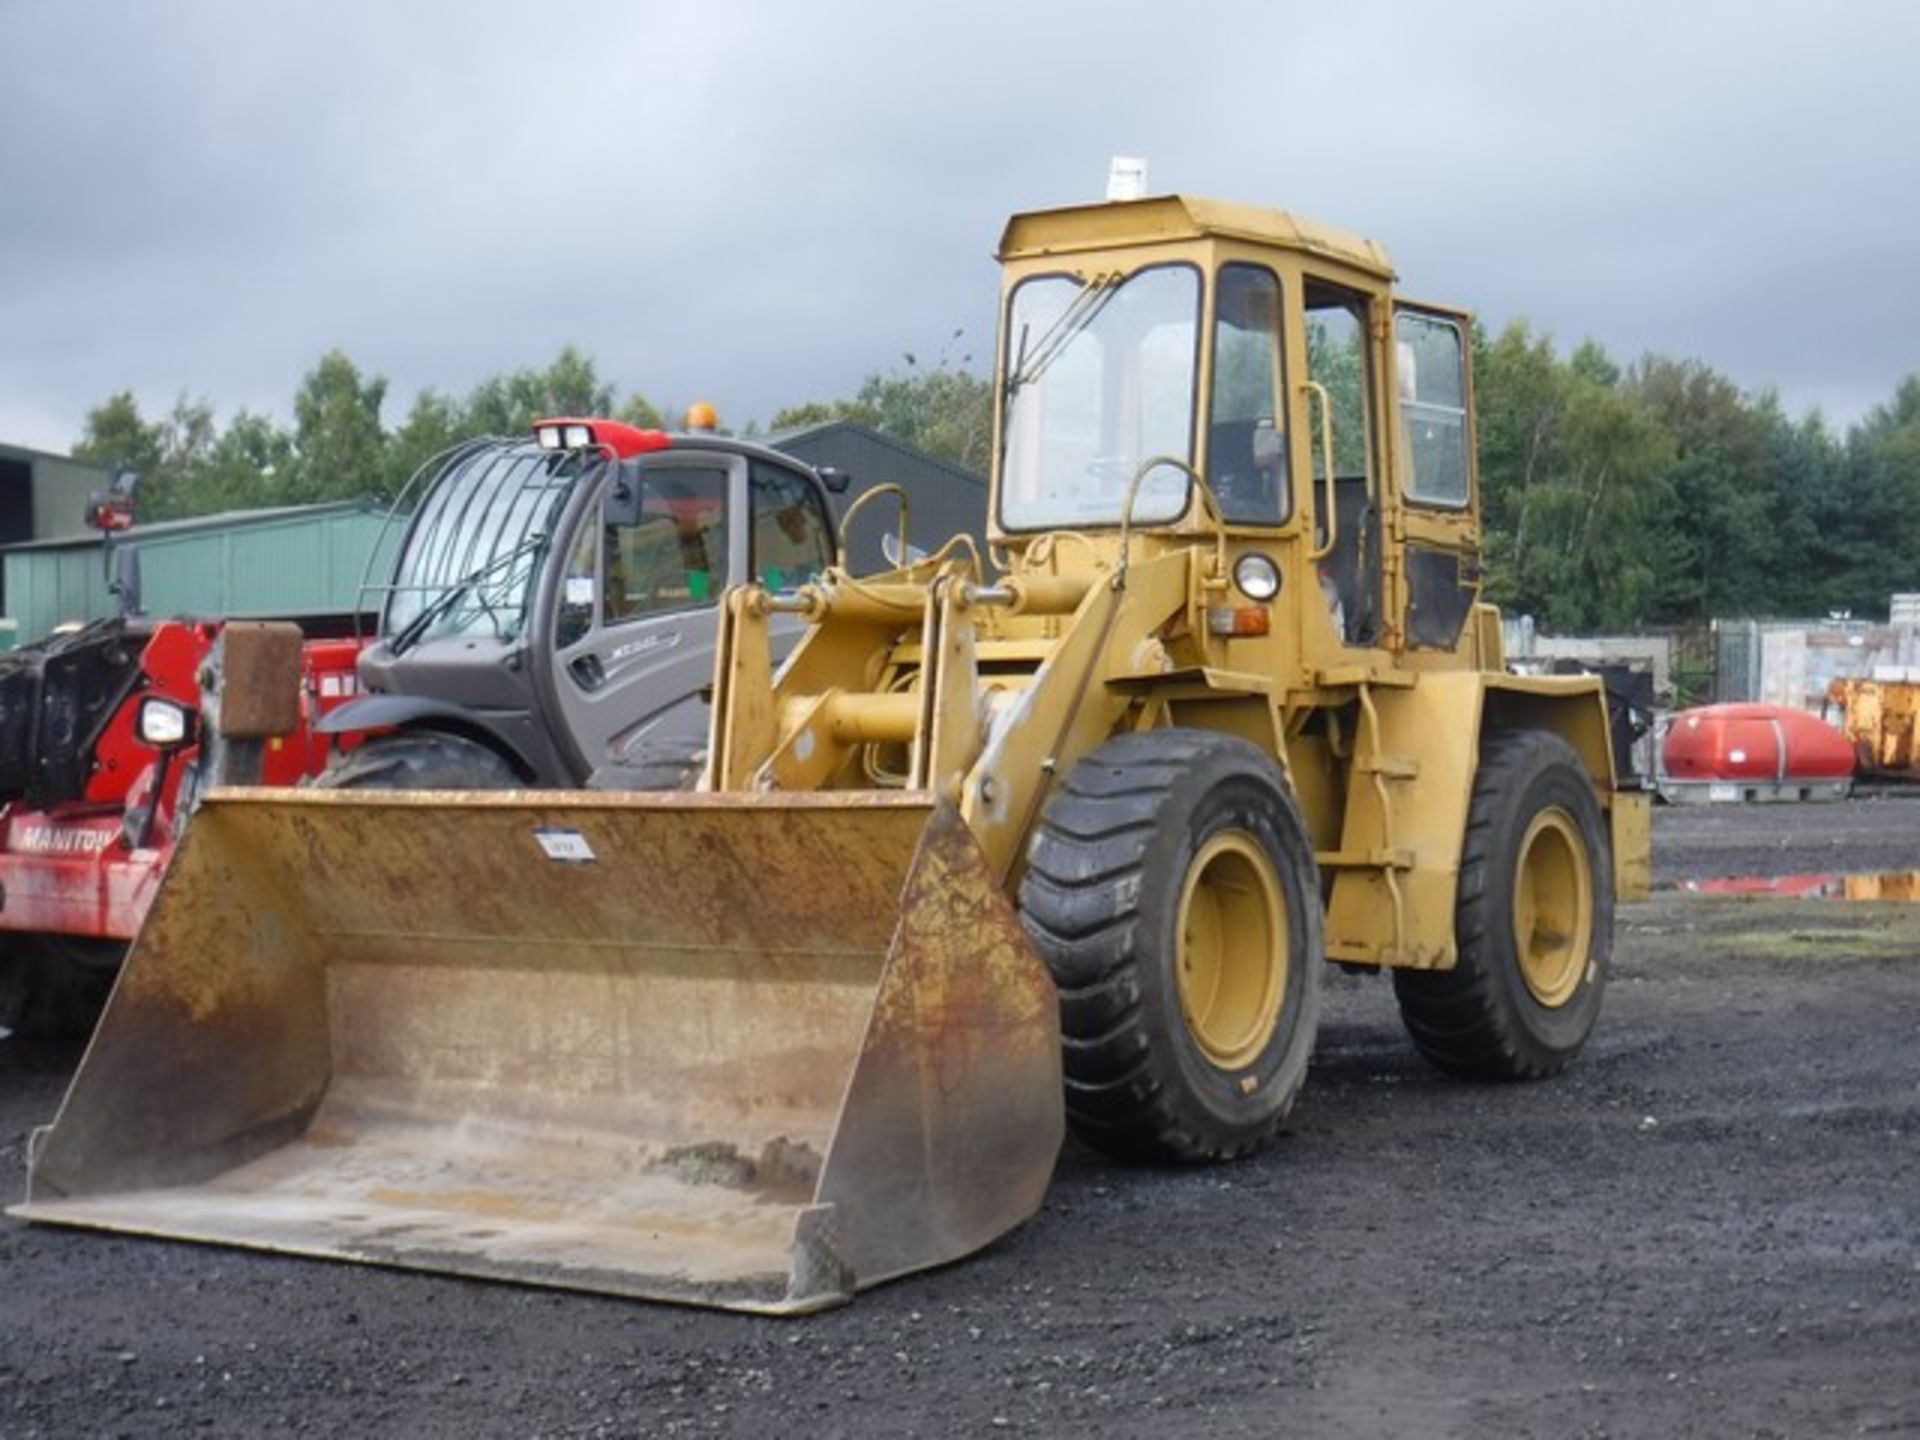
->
(1018, 729), (1322, 1163)
(314, 731), (522, 790)
(1393, 729), (1612, 1080)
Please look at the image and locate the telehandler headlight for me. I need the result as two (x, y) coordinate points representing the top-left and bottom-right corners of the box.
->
(135, 696), (197, 751)
(1233, 553), (1281, 602)
(535, 423), (597, 451)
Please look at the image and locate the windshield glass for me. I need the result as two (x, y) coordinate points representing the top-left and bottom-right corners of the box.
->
(1000, 264), (1200, 530)
(384, 443), (586, 643)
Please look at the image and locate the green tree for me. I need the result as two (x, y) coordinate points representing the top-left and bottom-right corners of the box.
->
(72, 391), (166, 482)
(1829, 376), (1920, 612)
(284, 351), (389, 504)
(1476, 328), (1677, 629)
(462, 346), (618, 436)
(384, 388), (467, 498)
(72, 392), (243, 520)
(1626, 357), (1783, 620)
(1473, 322), (1567, 613)
(772, 339), (992, 472)
(175, 410), (292, 515)
(616, 392), (667, 430)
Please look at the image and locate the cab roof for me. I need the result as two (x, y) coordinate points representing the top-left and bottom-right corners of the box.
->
(997, 194), (1396, 281)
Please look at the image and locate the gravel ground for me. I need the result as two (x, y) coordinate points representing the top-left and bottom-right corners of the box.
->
(3, 800), (1917, 1438)
(1652, 790), (1920, 883)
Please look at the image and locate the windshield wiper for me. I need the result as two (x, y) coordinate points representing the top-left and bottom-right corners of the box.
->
(388, 533), (547, 657)
(1006, 271), (1121, 396)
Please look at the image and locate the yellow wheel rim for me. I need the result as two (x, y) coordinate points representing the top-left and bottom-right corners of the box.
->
(1176, 830), (1287, 1070)
(1512, 807), (1593, 1008)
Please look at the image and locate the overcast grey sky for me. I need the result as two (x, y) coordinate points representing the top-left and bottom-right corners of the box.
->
(2, 0), (1914, 454)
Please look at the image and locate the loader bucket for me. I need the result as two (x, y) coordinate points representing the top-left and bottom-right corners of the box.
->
(11, 788), (1064, 1314)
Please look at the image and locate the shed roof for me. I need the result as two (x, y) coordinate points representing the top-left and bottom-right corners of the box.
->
(0, 500), (383, 553)
(766, 420), (986, 491)
(0, 439), (112, 471)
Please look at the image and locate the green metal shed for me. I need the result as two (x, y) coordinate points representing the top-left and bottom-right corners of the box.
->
(1, 502), (399, 644)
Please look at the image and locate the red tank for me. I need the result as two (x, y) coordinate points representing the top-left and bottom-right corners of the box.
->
(1659, 703), (1855, 802)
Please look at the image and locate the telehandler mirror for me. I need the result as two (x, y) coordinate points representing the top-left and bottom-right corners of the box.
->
(108, 546), (143, 618)
(602, 460), (645, 527)
(816, 466), (852, 495)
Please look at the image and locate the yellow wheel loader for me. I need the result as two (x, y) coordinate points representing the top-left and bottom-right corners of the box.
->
(13, 194), (1651, 1313)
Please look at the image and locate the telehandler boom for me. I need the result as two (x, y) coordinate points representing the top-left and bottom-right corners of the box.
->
(14, 194), (1651, 1313)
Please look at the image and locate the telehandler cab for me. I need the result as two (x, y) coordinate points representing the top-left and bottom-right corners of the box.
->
(15, 194), (1651, 1313)
(313, 419), (849, 792)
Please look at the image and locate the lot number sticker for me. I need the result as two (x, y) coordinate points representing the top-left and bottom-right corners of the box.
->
(534, 827), (598, 863)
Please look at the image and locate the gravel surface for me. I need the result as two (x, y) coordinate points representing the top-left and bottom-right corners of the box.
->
(1653, 791), (1920, 884)
(3, 801), (1917, 1438)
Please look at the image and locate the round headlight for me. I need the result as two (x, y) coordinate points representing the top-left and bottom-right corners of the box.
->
(1233, 552), (1281, 602)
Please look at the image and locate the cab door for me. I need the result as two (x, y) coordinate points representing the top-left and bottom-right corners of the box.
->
(550, 453), (743, 774)
(1299, 273), (1390, 651)
(1388, 304), (1480, 656)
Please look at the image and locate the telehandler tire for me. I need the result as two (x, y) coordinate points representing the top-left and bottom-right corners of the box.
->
(1019, 729), (1322, 1162)
(314, 731), (522, 790)
(587, 737), (707, 792)
(0, 937), (117, 1039)
(1393, 729), (1612, 1080)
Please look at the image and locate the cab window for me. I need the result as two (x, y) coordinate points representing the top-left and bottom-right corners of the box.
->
(1395, 312), (1471, 507)
(750, 462), (833, 591)
(1208, 264), (1288, 525)
(603, 464), (729, 624)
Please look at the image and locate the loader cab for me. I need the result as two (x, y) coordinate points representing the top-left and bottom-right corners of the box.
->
(991, 196), (1486, 681)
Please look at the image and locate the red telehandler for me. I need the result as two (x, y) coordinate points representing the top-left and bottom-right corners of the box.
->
(0, 474), (366, 1035)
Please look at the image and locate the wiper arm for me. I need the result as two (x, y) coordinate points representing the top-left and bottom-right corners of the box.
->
(1006, 271), (1121, 396)
(388, 533), (547, 657)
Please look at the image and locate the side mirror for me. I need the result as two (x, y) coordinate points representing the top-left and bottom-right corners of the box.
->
(135, 695), (198, 752)
(816, 466), (852, 495)
(880, 531), (930, 568)
(1251, 419), (1285, 474)
(601, 460), (645, 527)
(108, 545), (142, 617)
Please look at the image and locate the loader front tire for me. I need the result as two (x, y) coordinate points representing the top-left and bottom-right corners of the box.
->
(1019, 729), (1322, 1163)
(1393, 729), (1612, 1080)
(314, 731), (522, 790)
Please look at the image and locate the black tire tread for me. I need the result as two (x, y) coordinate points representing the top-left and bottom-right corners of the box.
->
(589, 736), (708, 792)
(1018, 728), (1321, 1163)
(1393, 729), (1611, 1080)
(315, 730), (522, 790)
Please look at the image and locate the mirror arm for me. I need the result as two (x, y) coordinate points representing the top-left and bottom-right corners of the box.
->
(1114, 456), (1218, 592)
(835, 483), (911, 574)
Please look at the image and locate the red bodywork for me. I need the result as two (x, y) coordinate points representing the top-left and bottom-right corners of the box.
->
(0, 621), (365, 942)
(1662, 703), (1857, 784)
(533, 417), (673, 460)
